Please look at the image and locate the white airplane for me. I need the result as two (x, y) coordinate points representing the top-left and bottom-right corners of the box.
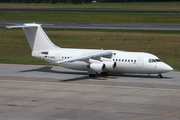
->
(6, 23), (173, 78)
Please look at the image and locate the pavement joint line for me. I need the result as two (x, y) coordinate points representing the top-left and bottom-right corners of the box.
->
(130, 116), (159, 120)
(0, 79), (180, 91)
(163, 110), (180, 116)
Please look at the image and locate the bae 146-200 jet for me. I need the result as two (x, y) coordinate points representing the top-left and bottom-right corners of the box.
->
(6, 23), (173, 78)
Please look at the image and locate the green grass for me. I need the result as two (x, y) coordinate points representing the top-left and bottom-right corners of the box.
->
(1, 11), (180, 24)
(1, 27), (180, 70)
(1, 2), (180, 11)
(1, 2), (180, 24)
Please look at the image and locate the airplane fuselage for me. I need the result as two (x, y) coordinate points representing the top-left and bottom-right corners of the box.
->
(32, 49), (173, 75)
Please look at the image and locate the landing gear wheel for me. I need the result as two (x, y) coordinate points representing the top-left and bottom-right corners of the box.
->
(157, 74), (162, 79)
(89, 74), (96, 77)
(101, 72), (108, 75)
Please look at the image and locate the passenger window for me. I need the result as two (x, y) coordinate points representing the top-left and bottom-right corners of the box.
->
(41, 51), (48, 55)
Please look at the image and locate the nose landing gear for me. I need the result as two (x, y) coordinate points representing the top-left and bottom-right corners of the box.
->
(157, 74), (162, 78)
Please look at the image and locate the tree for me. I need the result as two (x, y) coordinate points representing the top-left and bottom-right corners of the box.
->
(83, 0), (92, 3)
(59, 0), (68, 3)
(23, 0), (31, 3)
(70, 0), (82, 4)
(51, 0), (56, 3)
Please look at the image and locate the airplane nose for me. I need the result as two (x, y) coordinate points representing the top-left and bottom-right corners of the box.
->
(159, 62), (173, 73)
(165, 64), (173, 71)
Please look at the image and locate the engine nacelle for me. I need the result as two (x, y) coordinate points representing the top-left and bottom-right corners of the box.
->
(90, 63), (105, 72)
(102, 61), (116, 70)
(100, 57), (116, 70)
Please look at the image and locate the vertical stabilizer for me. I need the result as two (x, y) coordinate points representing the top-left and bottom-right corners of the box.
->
(6, 23), (60, 51)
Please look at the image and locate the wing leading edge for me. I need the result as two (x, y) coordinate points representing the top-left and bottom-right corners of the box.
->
(57, 50), (113, 64)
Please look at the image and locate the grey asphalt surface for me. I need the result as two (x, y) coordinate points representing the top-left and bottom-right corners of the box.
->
(1, 21), (180, 30)
(0, 64), (180, 120)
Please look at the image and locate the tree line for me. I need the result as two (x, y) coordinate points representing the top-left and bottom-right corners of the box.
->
(0, 0), (179, 4)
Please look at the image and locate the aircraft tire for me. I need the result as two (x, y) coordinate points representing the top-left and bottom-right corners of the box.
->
(157, 74), (162, 79)
(89, 74), (96, 77)
(101, 72), (108, 75)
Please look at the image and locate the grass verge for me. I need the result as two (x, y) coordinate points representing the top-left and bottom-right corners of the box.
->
(1, 11), (180, 24)
(0, 2), (180, 11)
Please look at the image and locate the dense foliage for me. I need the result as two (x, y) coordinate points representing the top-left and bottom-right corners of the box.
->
(0, 0), (179, 4)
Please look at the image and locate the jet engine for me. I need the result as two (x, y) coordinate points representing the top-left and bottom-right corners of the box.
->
(90, 63), (105, 72)
(88, 58), (116, 73)
(101, 57), (116, 70)
(102, 61), (116, 70)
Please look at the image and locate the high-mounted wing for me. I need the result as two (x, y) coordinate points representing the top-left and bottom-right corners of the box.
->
(57, 50), (113, 64)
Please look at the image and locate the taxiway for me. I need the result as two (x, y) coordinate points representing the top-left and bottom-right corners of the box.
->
(0, 64), (180, 120)
(1, 21), (180, 30)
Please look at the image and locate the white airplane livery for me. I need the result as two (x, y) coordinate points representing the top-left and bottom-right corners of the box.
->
(6, 23), (173, 78)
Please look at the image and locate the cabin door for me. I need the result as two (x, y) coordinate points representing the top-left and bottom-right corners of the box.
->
(138, 58), (144, 68)
(56, 53), (61, 61)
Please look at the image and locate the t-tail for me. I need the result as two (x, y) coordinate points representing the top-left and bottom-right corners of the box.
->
(6, 23), (60, 51)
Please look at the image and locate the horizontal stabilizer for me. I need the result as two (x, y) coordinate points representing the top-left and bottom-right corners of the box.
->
(6, 23), (42, 29)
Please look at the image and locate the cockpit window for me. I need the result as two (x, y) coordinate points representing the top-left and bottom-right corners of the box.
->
(152, 59), (156, 62)
(148, 59), (161, 63)
(155, 59), (161, 62)
(148, 59), (152, 63)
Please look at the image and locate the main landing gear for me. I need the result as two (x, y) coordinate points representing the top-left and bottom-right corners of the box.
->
(101, 72), (108, 75)
(87, 68), (97, 77)
(89, 72), (108, 77)
(157, 74), (162, 79)
(88, 72), (109, 77)
(89, 74), (96, 77)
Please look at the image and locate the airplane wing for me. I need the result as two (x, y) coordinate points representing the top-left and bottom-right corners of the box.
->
(57, 50), (113, 64)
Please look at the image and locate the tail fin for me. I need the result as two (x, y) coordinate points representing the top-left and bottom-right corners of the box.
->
(6, 23), (60, 51)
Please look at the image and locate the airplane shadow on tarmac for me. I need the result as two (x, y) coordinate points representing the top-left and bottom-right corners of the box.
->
(20, 66), (173, 82)
(20, 66), (87, 75)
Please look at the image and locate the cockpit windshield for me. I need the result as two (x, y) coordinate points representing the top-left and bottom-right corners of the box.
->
(148, 59), (161, 63)
(155, 59), (161, 62)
